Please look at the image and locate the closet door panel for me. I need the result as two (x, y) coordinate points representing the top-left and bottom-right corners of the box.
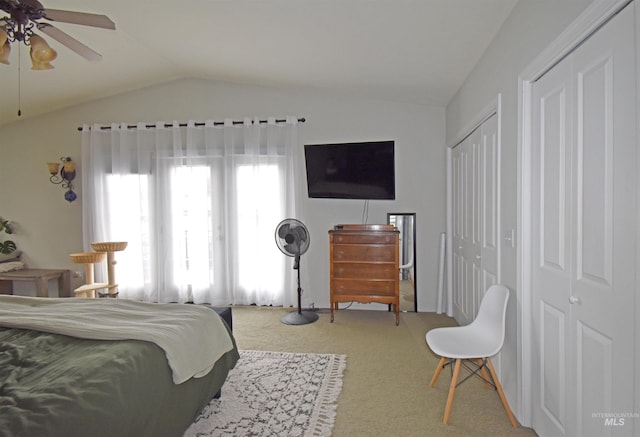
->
(451, 142), (465, 317)
(531, 4), (636, 436)
(541, 85), (570, 273)
(452, 129), (484, 323)
(531, 54), (573, 437)
(479, 113), (499, 304)
(451, 112), (500, 324)
(576, 55), (613, 285)
(571, 5), (636, 434)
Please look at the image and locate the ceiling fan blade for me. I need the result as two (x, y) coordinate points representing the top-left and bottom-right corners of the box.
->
(42, 9), (115, 30)
(37, 23), (102, 61)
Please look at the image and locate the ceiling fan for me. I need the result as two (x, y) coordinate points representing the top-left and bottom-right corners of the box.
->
(0, 0), (115, 69)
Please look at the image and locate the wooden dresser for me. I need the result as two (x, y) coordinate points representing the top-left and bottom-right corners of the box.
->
(328, 224), (400, 325)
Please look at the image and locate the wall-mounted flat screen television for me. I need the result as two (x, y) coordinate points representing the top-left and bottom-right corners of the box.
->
(304, 140), (395, 200)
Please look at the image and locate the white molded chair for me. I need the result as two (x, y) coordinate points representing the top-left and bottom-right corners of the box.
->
(425, 284), (518, 427)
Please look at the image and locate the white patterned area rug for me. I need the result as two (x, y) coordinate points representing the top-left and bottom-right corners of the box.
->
(184, 350), (347, 437)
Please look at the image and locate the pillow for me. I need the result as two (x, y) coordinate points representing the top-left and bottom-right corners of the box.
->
(0, 250), (22, 263)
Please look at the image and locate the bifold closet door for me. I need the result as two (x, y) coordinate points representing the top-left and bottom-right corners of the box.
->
(451, 113), (499, 324)
(530, 4), (636, 436)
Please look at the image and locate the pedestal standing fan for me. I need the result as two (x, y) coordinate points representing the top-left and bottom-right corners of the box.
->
(275, 218), (318, 325)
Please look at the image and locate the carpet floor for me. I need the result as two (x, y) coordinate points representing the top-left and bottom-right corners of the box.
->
(228, 305), (538, 437)
(184, 350), (347, 437)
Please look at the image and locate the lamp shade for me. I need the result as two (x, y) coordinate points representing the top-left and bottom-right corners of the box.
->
(47, 162), (60, 175)
(29, 34), (57, 70)
(63, 160), (75, 173)
(0, 41), (9, 65)
(0, 29), (9, 65)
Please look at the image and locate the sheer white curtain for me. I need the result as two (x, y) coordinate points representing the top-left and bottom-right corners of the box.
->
(81, 117), (300, 305)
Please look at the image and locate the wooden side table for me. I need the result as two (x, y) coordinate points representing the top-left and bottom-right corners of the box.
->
(0, 269), (71, 298)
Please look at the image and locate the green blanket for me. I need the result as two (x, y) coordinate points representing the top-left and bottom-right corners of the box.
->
(0, 324), (239, 437)
(0, 296), (235, 384)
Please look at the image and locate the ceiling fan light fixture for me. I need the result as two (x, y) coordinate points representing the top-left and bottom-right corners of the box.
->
(1, 0), (114, 68)
(0, 40), (9, 65)
(29, 33), (56, 69)
(0, 27), (9, 64)
(30, 59), (52, 69)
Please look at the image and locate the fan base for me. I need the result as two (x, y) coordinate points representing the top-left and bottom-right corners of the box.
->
(280, 310), (319, 325)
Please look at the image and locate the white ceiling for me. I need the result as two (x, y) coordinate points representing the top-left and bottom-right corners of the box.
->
(0, 0), (518, 126)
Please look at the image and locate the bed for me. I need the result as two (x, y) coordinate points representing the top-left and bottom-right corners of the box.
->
(0, 295), (239, 437)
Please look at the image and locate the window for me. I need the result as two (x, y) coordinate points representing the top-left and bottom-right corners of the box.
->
(236, 164), (285, 293)
(84, 120), (299, 305)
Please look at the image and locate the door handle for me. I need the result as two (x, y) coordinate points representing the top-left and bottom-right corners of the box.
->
(569, 295), (580, 304)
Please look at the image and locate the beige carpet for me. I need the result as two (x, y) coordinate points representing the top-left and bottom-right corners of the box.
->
(231, 306), (538, 437)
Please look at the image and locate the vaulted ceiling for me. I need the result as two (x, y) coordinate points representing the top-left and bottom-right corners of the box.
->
(0, 0), (518, 126)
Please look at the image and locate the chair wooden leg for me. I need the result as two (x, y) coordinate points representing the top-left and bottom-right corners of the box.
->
(477, 358), (491, 389)
(486, 358), (518, 427)
(430, 357), (447, 387)
(443, 359), (461, 425)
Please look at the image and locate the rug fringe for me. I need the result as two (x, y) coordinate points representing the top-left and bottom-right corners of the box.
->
(308, 353), (347, 437)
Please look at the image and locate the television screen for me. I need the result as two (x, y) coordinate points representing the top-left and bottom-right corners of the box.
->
(304, 141), (395, 200)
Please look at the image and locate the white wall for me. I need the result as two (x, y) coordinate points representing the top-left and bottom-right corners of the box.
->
(0, 78), (445, 309)
(445, 0), (592, 421)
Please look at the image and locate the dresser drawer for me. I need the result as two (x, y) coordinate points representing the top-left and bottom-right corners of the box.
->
(332, 262), (397, 279)
(332, 244), (395, 262)
(332, 233), (397, 245)
(333, 279), (396, 296)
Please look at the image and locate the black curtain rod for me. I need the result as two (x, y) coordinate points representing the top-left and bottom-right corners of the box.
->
(77, 117), (306, 131)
